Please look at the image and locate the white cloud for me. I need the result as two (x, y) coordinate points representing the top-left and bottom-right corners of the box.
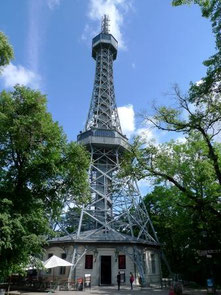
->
(176, 136), (187, 144)
(131, 62), (136, 69)
(195, 79), (204, 86)
(85, 0), (133, 49)
(118, 104), (135, 138)
(27, 1), (42, 73)
(118, 104), (158, 142)
(81, 24), (97, 42)
(136, 127), (154, 143)
(1, 63), (40, 89)
(47, 0), (61, 10)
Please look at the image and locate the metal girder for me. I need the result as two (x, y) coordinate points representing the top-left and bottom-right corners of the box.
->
(115, 246), (147, 286)
(85, 47), (122, 133)
(75, 145), (158, 244)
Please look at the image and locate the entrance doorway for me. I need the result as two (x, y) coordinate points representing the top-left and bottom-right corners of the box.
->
(100, 256), (111, 285)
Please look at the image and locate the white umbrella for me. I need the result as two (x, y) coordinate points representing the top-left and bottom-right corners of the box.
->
(43, 255), (73, 269)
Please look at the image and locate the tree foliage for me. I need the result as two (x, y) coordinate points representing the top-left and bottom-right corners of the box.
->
(144, 185), (221, 284)
(0, 31), (14, 70)
(58, 207), (94, 235)
(121, 0), (221, 283)
(0, 86), (90, 280)
(148, 85), (221, 188)
(122, 133), (220, 220)
(123, 84), (221, 282)
(122, 133), (221, 283)
(172, 0), (211, 8)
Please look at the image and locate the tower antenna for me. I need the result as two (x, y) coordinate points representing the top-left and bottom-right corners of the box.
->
(101, 14), (110, 34)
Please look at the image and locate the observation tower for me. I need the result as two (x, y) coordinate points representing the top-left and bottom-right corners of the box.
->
(47, 15), (161, 287)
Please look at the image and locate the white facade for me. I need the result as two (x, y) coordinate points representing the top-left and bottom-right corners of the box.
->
(42, 243), (161, 287)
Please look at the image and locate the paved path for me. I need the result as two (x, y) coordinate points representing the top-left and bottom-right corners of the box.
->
(19, 286), (212, 295)
(20, 287), (168, 295)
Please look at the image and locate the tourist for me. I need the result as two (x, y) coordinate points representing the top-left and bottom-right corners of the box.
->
(129, 272), (134, 290)
(117, 271), (121, 291)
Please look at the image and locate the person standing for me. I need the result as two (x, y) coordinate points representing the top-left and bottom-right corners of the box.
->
(117, 271), (121, 291)
(129, 272), (134, 290)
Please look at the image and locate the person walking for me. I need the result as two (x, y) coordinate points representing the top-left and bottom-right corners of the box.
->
(129, 272), (134, 290)
(117, 271), (121, 291)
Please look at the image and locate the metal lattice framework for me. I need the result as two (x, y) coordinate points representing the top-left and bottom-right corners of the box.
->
(57, 15), (159, 287)
(65, 142), (158, 285)
(85, 16), (122, 133)
(85, 47), (122, 133)
(74, 145), (157, 243)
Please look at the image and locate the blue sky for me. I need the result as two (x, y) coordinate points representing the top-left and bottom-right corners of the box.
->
(0, 0), (215, 144)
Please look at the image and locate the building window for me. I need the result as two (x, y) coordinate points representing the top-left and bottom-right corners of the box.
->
(85, 255), (93, 269)
(151, 254), (156, 274)
(118, 255), (126, 269)
(60, 253), (66, 275)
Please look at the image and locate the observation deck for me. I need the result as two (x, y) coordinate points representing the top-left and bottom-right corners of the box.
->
(92, 33), (118, 60)
(77, 128), (128, 150)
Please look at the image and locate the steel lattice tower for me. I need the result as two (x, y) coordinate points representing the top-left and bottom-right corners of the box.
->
(65, 15), (160, 286)
(85, 15), (122, 134)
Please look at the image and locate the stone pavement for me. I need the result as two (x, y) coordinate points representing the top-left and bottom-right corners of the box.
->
(19, 286), (211, 295)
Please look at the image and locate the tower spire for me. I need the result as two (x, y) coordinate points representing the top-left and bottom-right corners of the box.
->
(101, 14), (110, 34)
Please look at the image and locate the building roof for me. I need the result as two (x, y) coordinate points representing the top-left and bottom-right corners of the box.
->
(48, 229), (160, 247)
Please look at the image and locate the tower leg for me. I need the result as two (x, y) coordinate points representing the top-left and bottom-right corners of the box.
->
(68, 246), (77, 289)
(68, 246), (88, 290)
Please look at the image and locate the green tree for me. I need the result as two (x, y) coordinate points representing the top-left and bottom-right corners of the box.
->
(0, 31), (14, 70)
(172, 0), (211, 8)
(0, 86), (90, 280)
(147, 84), (221, 187)
(144, 185), (220, 284)
(121, 0), (221, 284)
(58, 207), (94, 235)
(123, 133), (220, 221)
(144, 186), (197, 280)
(122, 134), (221, 283)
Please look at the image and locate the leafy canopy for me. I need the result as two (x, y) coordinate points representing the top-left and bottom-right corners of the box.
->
(121, 0), (221, 282)
(122, 133), (221, 282)
(0, 86), (90, 280)
(0, 31), (14, 70)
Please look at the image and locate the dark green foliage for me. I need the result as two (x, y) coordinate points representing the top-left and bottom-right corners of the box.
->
(145, 184), (221, 284)
(59, 208), (81, 234)
(172, 0), (211, 8)
(0, 86), (90, 280)
(59, 207), (94, 234)
(121, 0), (221, 284)
(0, 32), (14, 69)
(123, 0), (221, 285)
(122, 135), (221, 284)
